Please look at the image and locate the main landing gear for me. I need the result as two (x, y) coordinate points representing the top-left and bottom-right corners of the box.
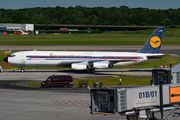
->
(86, 68), (95, 73)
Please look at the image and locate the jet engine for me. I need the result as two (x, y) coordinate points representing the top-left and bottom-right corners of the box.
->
(93, 61), (110, 69)
(71, 62), (87, 70)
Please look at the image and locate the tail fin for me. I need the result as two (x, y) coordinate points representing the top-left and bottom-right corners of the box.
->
(136, 27), (165, 54)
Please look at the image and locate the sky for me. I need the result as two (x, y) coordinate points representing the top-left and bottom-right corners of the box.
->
(0, 0), (179, 10)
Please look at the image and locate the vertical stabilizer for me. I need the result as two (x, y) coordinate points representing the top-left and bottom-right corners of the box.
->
(136, 27), (165, 54)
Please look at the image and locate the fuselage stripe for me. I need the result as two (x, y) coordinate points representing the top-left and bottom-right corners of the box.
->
(26, 55), (143, 60)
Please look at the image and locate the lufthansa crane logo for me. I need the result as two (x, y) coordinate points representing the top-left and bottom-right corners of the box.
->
(150, 36), (161, 48)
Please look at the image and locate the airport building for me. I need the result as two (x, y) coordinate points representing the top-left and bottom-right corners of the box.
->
(0, 23), (156, 32)
(0, 23), (34, 31)
(36, 25), (156, 32)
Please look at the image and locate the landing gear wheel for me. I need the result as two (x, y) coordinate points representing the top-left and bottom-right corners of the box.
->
(21, 66), (25, 73)
(91, 69), (95, 73)
(21, 69), (25, 73)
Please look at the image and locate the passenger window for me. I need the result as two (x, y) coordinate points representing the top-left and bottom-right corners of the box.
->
(52, 78), (59, 82)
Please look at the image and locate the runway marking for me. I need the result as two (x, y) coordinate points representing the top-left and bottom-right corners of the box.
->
(68, 101), (76, 105)
(74, 100), (85, 106)
(62, 101), (69, 105)
(3, 68), (19, 71)
(115, 72), (138, 73)
(5, 51), (11, 54)
(79, 100), (91, 105)
(54, 101), (61, 104)
(113, 75), (120, 78)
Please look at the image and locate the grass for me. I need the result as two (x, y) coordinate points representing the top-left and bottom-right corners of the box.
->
(0, 34), (152, 45)
(73, 76), (151, 86)
(26, 76), (152, 87)
(118, 56), (180, 69)
(1, 28), (180, 45)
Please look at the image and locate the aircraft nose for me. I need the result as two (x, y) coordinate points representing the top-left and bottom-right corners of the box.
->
(3, 57), (8, 62)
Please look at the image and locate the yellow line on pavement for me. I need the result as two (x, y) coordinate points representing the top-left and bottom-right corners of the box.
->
(115, 72), (138, 73)
(16, 84), (25, 86)
(113, 75), (120, 78)
(3, 68), (19, 71)
(5, 51), (10, 54)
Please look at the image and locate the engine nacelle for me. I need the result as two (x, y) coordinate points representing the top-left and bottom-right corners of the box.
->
(93, 61), (109, 69)
(71, 63), (87, 70)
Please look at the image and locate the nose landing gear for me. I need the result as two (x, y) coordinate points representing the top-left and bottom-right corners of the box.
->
(21, 67), (25, 73)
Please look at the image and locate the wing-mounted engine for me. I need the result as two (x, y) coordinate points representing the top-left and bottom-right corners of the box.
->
(71, 61), (113, 73)
(71, 61), (88, 70)
(93, 61), (113, 69)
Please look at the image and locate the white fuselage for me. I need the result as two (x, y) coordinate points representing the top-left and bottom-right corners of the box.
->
(7, 51), (163, 69)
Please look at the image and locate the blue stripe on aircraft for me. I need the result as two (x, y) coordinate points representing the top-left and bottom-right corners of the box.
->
(26, 56), (143, 60)
(44, 59), (104, 61)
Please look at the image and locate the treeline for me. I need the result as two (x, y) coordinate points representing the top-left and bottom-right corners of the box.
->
(0, 6), (180, 27)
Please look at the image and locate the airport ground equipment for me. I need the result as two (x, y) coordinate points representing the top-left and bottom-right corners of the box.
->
(151, 69), (172, 85)
(79, 80), (88, 87)
(93, 80), (103, 87)
(90, 84), (180, 120)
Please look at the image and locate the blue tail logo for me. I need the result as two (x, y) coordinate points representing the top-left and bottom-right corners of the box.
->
(136, 27), (165, 54)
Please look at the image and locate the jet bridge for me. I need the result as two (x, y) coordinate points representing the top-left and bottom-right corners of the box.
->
(90, 84), (180, 120)
(90, 88), (117, 115)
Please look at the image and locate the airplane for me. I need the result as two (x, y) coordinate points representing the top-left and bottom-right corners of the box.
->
(3, 27), (165, 73)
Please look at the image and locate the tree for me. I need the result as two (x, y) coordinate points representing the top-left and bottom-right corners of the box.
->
(162, 18), (172, 26)
(0, 6), (180, 26)
(31, 14), (42, 24)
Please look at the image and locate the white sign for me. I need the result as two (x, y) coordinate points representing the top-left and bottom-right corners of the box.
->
(131, 87), (159, 108)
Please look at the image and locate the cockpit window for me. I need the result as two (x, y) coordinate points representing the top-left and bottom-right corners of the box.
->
(9, 54), (16, 57)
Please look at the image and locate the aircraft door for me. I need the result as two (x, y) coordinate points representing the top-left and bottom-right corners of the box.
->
(20, 53), (26, 65)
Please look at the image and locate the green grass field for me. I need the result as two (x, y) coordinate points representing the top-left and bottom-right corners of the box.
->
(1, 28), (180, 45)
(0, 34), (153, 45)
(27, 76), (152, 87)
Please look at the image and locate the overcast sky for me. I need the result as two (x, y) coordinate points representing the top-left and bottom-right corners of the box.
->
(0, 0), (179, 10)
